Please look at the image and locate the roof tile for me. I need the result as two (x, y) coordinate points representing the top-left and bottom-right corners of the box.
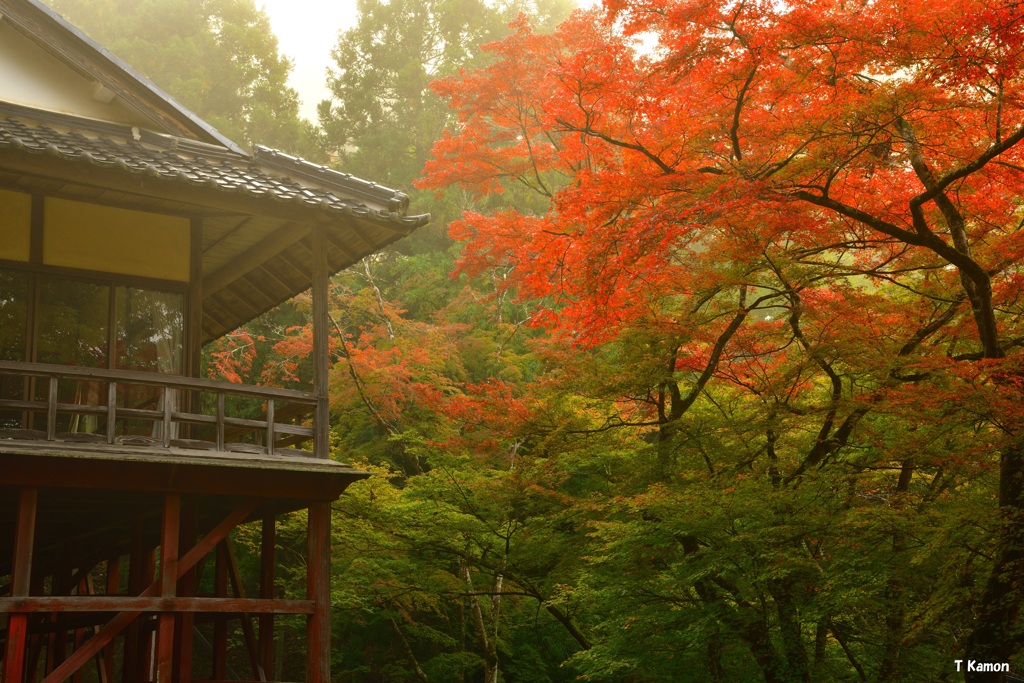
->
(0, 114), (429, 231)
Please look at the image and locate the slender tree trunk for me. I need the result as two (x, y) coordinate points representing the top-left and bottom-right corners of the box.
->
(462, 564), (499, 683)
(878, 460), (912, 682)
(964, 437), (1024, 682)
(767, 578), (809, 683)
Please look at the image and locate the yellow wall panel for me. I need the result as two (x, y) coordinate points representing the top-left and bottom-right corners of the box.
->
(43, 198), (190, 281)
(0, 188), (31, 262)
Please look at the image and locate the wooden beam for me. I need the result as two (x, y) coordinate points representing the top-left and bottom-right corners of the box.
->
(189, 219), (203, 381)
(312, 225), (330, 460)
(222, 542), (266, 681)
(0, 453), (356, 501)
(0, 597), (315, 614)
(306, 502), (331, 683)
(101, 556), (119, 683)
(201, 216), (258, 256)
(175, 502), (197, 683)
(122, 520), (147, 683)
(203, 224), (309, 296)
(3, 487), (37, 683)
(157, 494), (182, 683)
(212, 546), (228, 681)
(38, 501), (257, 683)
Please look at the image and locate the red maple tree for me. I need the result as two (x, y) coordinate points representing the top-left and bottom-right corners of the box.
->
(420, 0), (1024, 676)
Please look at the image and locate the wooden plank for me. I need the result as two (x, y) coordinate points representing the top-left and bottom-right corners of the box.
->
(189, 218), (204, 381)
(312, 225), (330, 460)
(0, 361), (318, 402)
(0, 597), (315, 614)
(3, 487), (38, 683)
(306, 502), (331, 683)
(0, 454), (359, 500)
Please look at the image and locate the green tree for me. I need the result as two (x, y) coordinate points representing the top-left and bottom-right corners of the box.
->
(44, 0), (320, 156)
(319, 0), (572, 190)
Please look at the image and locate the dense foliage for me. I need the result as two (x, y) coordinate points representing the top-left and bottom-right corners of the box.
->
(45, 0), (321, 155)
(82, 0), (1024, 680)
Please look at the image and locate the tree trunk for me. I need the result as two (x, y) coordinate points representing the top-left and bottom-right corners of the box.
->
(964, 438), (1024, 682)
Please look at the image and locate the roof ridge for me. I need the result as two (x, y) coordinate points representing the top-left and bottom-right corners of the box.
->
(0, 115), (431, 231)
(0, 0), (248, 156)
(252, 145), (410, 213)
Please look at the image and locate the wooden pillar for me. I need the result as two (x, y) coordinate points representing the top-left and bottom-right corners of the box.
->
(174, 502), (196, 683)
(123, 521), (145, 681)
(51, 552), (70, 671)
(156, 494), (181, 683)
(212, 545), (228, 681)
(186, 219), (203, 439)
(71, 577), (88, 683)
(3, 487), (37, 683)
(306, 503), (331, 683)
(259, 515), (275, 678)
(312, 224), (330, 460)
(101, 556), (120, 683)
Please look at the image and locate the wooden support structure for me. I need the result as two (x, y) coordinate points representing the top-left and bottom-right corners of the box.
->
(3, 487), (37, 683)
(0, 491), (335, 682)
(212, 545), (228, 681)
(312, 224), (330, 461)
(156, 494), (181, 683)
(259, 516), (276, 679)
(306, 502), (331, 683)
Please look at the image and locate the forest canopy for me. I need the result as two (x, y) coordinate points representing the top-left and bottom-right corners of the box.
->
(53, 0), (1024, 680)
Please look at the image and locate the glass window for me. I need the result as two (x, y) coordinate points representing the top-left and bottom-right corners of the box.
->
(0, 269), (28, 429)
(115, 286), (184, 374)
(0, 269), (28, 361)
(114, 286), (185, 439)
(37, 276), (109, 368)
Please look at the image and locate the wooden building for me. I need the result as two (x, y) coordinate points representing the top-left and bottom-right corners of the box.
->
(0, 0), (427, 680)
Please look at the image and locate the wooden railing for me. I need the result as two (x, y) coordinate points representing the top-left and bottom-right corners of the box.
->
(0, 361), (323, 458)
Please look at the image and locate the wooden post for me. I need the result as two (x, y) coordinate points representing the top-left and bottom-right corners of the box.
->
(156, 494), (181, 683)
(259, 515), (275, 678)
(174, 502), (197, 683)
(312, 224), (330, 460)
(101, 556), (120, 683)
(3, 487), (37, 683)
(123, 521), (144, 682)
(212, 545), (228, 681)
(306, 502), (331, 683)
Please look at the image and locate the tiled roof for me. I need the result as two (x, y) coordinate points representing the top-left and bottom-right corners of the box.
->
(0, 111), (430, 231)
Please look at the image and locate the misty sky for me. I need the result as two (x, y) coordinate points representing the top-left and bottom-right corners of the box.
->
(258, 0), (359, 120)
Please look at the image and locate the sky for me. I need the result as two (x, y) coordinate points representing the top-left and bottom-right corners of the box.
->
(257, 0), (360, 121)
(259, 0), (601, 122)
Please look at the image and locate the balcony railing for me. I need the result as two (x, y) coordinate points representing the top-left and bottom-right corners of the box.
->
(0, 360), (324, 458)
